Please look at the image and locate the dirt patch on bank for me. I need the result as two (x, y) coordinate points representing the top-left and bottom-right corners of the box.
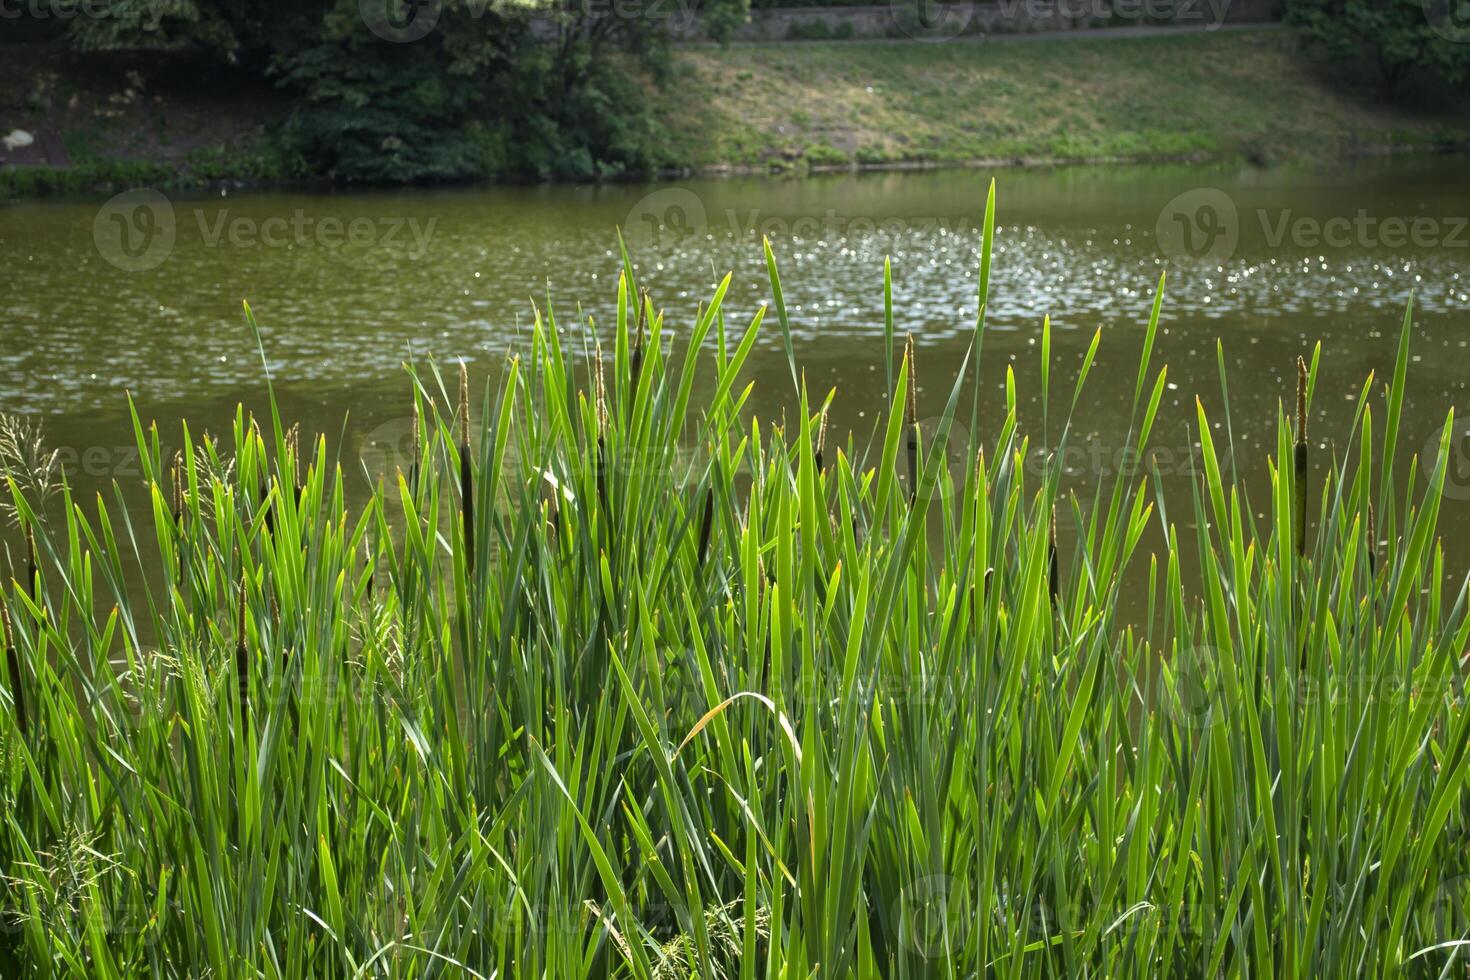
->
(0, 43), (290, 170)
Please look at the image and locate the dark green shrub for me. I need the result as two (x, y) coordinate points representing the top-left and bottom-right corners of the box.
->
(1286, 0), (1470, 90)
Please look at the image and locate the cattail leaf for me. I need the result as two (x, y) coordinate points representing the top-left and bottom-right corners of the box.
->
(763, 237), (799, 397)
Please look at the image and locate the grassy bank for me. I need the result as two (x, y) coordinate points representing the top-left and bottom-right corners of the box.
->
(2, 188), (1470, 976)
(655, 27), (1470, 169)
(4, 27), (1469, 199)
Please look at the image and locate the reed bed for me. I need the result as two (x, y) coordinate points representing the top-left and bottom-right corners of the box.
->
(1, 184), (1469, 978)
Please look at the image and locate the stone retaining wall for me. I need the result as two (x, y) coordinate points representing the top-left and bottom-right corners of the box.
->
(673, 0), (1281, 41)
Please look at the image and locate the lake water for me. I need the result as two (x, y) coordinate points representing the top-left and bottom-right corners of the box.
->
(2, 156), (1468, 589)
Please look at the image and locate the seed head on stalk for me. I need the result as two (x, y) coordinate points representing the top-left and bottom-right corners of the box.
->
(171, 451), (187, 587)
(24, 520), (37, 601)
(814, 393), (829, 476)
(631, 286), (648, 386)
(409, 400), (422, 496)
(459, 361), (475, 577)
(3, 597), (24, 738)
(364, 535), (374, 602)
(171, 451), (185, 527)
(286, 423), (302, 505)
(697, 484), (715, 568)
(1048, 506), (1060, 608)
(1293, 356), (1309, 560)
(1366, 500), (1377, 579)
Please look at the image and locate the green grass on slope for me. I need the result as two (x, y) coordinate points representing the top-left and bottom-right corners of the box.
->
(657, 28), (1470, 168)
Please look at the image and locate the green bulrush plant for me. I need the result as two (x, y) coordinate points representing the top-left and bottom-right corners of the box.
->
(2, 188), (1470, 978)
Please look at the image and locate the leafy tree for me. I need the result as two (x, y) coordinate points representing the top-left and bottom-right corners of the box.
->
(50, 0), (748, 181)
(1285, 0), (1470, 91)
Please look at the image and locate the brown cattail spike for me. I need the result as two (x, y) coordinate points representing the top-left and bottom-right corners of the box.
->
(455, 362), (467, 449)
(3, 599), (25, 737)
(632, 287), (648, 385)
(1048, 507), (1060, 607)
(364, 536), (374, 601)
(458, 362), (475, 576)
(24, 522), (37, 600)
(235, 573), (250, 720)
(410, 401), (422, 493)
(595, 344), (608, 430)
(697, 486), (715, 567)
(287, 424), (302, 502)
(594, 344), (609, 519)
(1295, 356), (1308, 444)
(1366, 501), (1377, 579)
(171, 451), (184, 525)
